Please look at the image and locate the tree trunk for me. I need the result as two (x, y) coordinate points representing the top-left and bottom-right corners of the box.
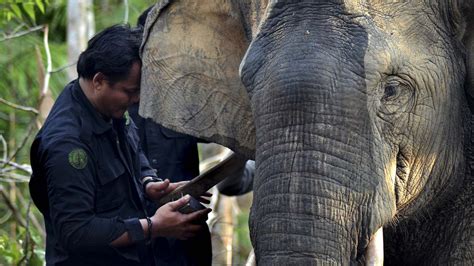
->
(198, 145), (236, 264)
(212, 194), (234, 265)
(67, 0), (95, 81)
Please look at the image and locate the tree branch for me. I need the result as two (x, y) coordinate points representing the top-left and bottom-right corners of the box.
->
(0, 160), (32, 174)
(0, 25), (44, 42)
(18, 201), (32, 266)
(0, 98), (39, 114)
(7, 118), (37, 163)
(0, 135), (6, 162)
(123, 0), (129, 23)
(0, 175), (31, 183)
(41, 25), (52, 96)
(0, 185), (26, 228)
(16, 188), (45, 237)
(50, 62), (76, 74)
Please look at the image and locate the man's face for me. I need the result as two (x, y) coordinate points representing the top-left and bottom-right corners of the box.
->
(95, 61), (141, 119)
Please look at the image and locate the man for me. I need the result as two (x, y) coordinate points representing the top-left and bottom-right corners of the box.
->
(29, 24), (210, 266)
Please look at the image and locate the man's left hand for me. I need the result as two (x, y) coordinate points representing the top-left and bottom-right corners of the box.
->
(144, 179), (187, 200)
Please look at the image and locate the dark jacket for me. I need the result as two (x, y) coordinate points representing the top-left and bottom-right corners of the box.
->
(129, 104), (211, 266)
(30, 80), (157, 266)
(128, 104), (200, 181)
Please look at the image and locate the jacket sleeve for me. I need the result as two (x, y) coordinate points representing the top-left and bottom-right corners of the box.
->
(127, 114), (157, 180)
(43, 139), (143, 252)
(138, 145), (157, 179)
(217, 160), (255, 196)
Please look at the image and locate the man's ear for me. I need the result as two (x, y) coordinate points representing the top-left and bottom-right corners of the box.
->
(92, 72), (107, 92)
(140, 0), (255, 158)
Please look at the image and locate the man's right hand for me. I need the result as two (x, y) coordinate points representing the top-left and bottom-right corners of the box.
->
(151, 195), (211, 240)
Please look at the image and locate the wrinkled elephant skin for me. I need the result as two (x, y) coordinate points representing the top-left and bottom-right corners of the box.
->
(140, 0), (474, 265)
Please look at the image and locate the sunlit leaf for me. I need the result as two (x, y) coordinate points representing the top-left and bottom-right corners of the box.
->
(35, 0), (44, 13)
(10, 4), (21, 18)
(23, 2), (36, 22)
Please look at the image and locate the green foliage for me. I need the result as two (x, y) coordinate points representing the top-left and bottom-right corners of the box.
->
(2, 2), (76, 266)
(94, 0), (153, 29)
(35, 0), (66, 42)
(0, 29), (68, 164)
(235, 212), (252, 264)
(0, 222), (45, 266)
(0, 0), (49, 29)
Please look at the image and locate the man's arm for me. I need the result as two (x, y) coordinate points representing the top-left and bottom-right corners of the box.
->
(138, 144), (157, 179)
(217, 160), (255, 196)
(128, 108), (157, 181)
(111, 195), (210, 246)
(44, 140), (131, 251)
(44, 139), (210, 251)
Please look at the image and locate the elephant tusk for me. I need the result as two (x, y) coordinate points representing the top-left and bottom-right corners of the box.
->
(365, 227), (384, 266)
(245, 248), (256, 266)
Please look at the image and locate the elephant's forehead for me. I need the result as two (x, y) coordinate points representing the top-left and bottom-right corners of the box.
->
(343, 0), (418, 14)
(340, 1), (459, 104)
(339, 1), (447, 62)
(343, 1), (424, 25)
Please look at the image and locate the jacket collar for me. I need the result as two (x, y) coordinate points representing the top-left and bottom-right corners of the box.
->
(71, 79), (112, 135)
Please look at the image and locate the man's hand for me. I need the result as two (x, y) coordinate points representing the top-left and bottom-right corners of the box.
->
(145, 179), (187, 201)
(151, 195), (211, 240)
(145, 178), (213, 202)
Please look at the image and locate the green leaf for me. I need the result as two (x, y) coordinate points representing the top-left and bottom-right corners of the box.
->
(35, 0), (44, 13)
(10, 4), (21, 18)
(30, 251), (44, 266)
(23, 2), (35, 21)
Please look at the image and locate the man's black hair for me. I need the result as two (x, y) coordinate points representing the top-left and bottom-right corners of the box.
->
(77, 24), (143, 84)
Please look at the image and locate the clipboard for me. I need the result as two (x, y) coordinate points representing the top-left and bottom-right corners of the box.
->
(156, 151), (247, 207)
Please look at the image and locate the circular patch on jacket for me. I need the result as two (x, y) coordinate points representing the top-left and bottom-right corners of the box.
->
(68, 148), (88, 169)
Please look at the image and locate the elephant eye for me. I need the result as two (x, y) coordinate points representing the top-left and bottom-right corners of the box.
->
(379, 77), (414, 114)
(382, 81), (400, 101)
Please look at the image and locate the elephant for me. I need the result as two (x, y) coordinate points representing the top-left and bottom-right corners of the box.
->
(138, 0), (474, 265)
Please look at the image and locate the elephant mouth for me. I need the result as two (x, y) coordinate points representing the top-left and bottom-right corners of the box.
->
(364, 227), (384, 266)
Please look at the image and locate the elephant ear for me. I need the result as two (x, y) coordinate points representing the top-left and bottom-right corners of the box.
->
(140, 0), (255, 158)
(456, 0), (474, 105)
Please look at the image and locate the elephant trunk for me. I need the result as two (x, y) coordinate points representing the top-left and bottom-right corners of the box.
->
(250, 81), (388, 264)
(241, 3), (395, 264)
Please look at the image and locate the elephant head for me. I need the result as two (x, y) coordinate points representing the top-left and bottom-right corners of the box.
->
(140, 0), (474, 264)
